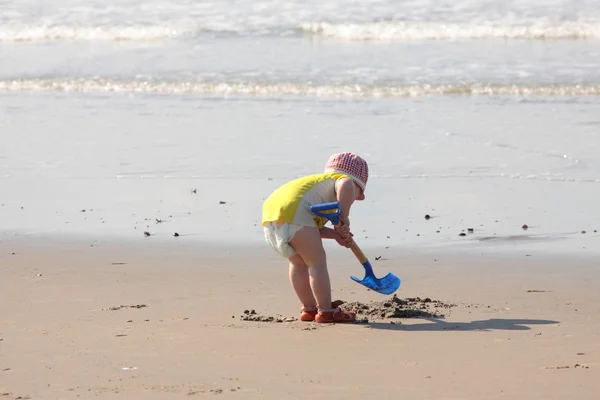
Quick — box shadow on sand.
[364,317,559,332]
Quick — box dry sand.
[1,237,599,399]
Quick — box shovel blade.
[350,272,401,295]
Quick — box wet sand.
[1,237,599,399]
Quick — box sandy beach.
[3,1,600,398]
[1,237,599,399]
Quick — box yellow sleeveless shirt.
[262,172,350,229]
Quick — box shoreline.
[2,174,600,258]
[2,225,599,261]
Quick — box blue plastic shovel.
[310,201,401,295]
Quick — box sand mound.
[336,295,456,322]
[238,295,456,324]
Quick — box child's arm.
[335,177,356,218]
[334,178,357,237]
[319,226,337,239]
[319,226,354,248]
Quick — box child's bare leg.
[288,254,316,307]
[289,227,332,310]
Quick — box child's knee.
[288,253,307,267]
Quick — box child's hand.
[334,230,354,248]
[335,216,351,238]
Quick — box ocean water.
[1,0,600,254]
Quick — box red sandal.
[299,301,347,322]
[299,307,318,322]
[315,308,356,323]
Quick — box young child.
[261,152,369,323]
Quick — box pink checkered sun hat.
[324,152,369,200]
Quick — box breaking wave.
[2,20,600,42]
[0,25,187,42]
[1,78,599,98]
[299,21,600,41]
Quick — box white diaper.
[263,222,305,258]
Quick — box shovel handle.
[351,243,375,277]
[350,245,368,264]
[310,201,341,225]
[311,201,381,282]
[309,202,369,265]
